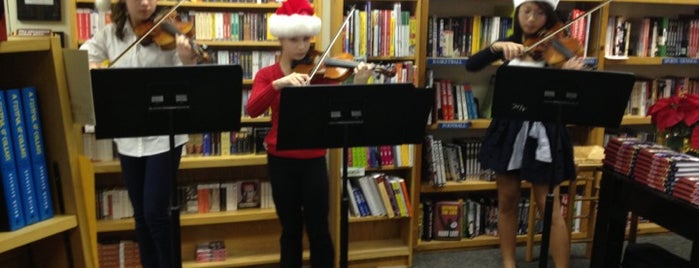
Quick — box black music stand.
[277,83,434,268]
[90,65,243,268]
[492,65,634,268]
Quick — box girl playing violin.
[81,0,198,267]
[246,0,373,266]
[466,1,583,268]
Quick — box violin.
[292,50,396,82]
[523,22,584,66]
[108,0,209,67]
[134,11,210,63]
[521,0,613,66]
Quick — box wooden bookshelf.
[182,251,308,268]
[621,115,651,125]
[0,215,78,253]
[91,154,267,173]
[97,209,278,232]
[416,232,588,251]
[0,36,93,267]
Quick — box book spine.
[0,92,26,230]
[21,87,53,220]
[6,89,40,225]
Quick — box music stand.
[91,64,243,268]
[277,83,434,268]
[492,65,634,268]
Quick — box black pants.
[267,154,334,268]
[119,146,183,268]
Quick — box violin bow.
[523,0,613,54]
[307,5,358,82]
[107,0,187,67]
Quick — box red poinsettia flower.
[647,94,699,150]
[647,95,683,130]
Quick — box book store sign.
[438,122,471,129]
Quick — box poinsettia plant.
[647,93,699,150]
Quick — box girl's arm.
[246,70,277,118]
[465,36,519,72]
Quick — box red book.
[0,0,6,42]
[432,200,462,240]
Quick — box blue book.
[5,89,39,225]
[0,92,26,231]
[21,87,53,220]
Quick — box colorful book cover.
[21,86,54,220]
[0,92,25,230]
[432,200,462,240]
[6,89,39,225]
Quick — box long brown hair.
[109,0,165,41]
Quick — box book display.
[0,36,93,267]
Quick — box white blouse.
[80,23,188,157]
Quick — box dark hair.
[110,1,165,41]
[511,1,561,42]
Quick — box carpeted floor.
[412,233,691,268]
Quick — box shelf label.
[341,167,365,178]
[438,122,471,129]
[427,58,468,65]
[661,58,699,64]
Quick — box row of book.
[420,195,583,241]
[346,173,412,218]
[0,87,53,231]
[625,76,699,116]
[186,127,270,156]
[83,126,271,162]
[428,15,513,58]
[98,240,140,268]
[426,8,590,58]
[341,3,417,58]
[346,145,414,168]
[606,16,699,58]
[209,50,277,80]
[433,80,479,121]
[423,136,488,187]
[97,179,272,220]
[603,137,699,205]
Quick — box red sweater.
[246,63,331,159]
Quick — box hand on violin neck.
[175,34,197,65]
[273,72,310,90]
[560,56,585,70]
[352,62,375,84]
[491,41,525,61]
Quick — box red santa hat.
[268,0,321,38]
[514,0,559,9]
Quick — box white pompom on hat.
[514,0,559,9]
[268,0,321,38]
[95,0,112,12]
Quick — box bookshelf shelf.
[349,215,411,223]
[0,38,50,53]
[429,119,491,130]
[621,115,651,125]
[182,250,308,268]
[421,179,585,193]
[604,57,699,65]
[97,209,278,232]
[347,239,411,261]
[416,232,588,251]
[241,116,271,124]
[92,154,267,173]
[0,215,78,253]
[635,222,668,235]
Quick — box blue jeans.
[119,146,182,268]
[267,154,334,268]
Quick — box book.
[432,200,462,240]
[238,180,260,209]
[6,89,40,225]
[0,92,25,231]
[20,86,53,220]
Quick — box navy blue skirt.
[477,119,576,185]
